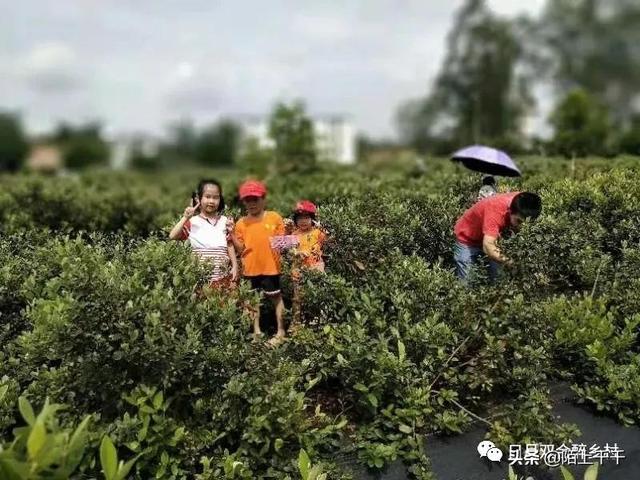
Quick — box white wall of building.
[238,115,357,165]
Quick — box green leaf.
[126,441,140,452]
[305,376,321,391]
[27,422,46,459]
[584,463,599,480]
[366,393,378,409]
[139,405,155,414]
[116,453,142,480]
[18,397,36,425]
[308,465,324,480]
[508,466,518,480]
[100,436,118,480]
[0,457,31,479]
[224,456,234,475]
[0,385,8,403]
[69,415,91,452]
[398,340,406,363]
[560,466,575,480]
[335,419,348,429]
[298,449,310,480]
[275,438,284,452]
[398,424,412,434]
[152,391,164,410]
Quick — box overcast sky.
[0,0,545,139]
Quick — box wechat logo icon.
[477,440,503,462]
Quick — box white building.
[237,114,357,165]
[107,132,161,169]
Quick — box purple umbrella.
[451,145,521,177]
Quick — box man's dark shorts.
[245,275,281,297]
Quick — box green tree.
[0,112,29,172]
[549,88,611,157]
[617,115,640,156]
[194,119,240,167]
[268,100,317,173]
[129,140,160,171]
[162,119,198,162]
[159,119,240,167]
[236,137,275,178]
[533,0,640,125]
[53,122,110,169]
[398,0,532,153]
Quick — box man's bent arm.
[482,235,509,263]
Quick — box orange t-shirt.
[293,227,326,270]
[235,211,285,276]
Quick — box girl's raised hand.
[183,199,199,219]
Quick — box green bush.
[2,159,640,478]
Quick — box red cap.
[294,200,317,215]
[238,180,267,199]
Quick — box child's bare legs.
[291,281,301,332]
[264,293,286,347]
[271,293,286,338]
[243,300,261,340]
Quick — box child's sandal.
[251,332,264,343]
[267,335,286,348]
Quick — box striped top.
[178,214,231,281]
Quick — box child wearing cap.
[227,180,286,345]
[286,200,327,329]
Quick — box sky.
[0,0,545,139]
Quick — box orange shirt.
[293,227,326,270]
[235,211,285,276]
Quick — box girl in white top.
[169,179,238,287]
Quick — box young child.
[227,180,286,345]
[477,175,498,201]
[286,200,327,329]
[169,179,238,291]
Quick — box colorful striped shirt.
[178,214,231,281]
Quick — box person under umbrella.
[453,191,542,284]
[451,145,520,203]
[477,175,498,201]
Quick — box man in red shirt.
[453,192,542,283]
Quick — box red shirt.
[454,192,519,247]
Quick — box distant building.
[107,133,161,169]
[25,144,63,173]
[237,115,357,165]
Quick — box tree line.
[1,0,639,172]
[397,0,640,157]
[0,101,318,173]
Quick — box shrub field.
[1,156,640,479]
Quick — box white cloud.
[291,13,354,42]
[0,1,547,138]
[20,42,84,93]
[176,62,195,80]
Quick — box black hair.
[292,210,316,227]
[510,192,542,219]
[196,179,225,212]
[482,175,496,186]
